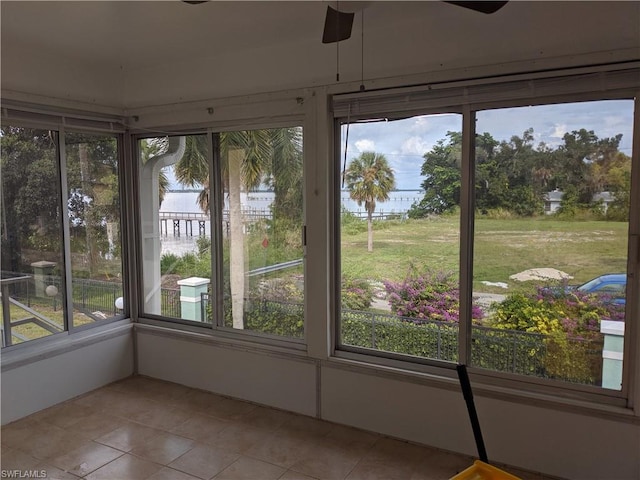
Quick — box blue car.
[575,274,627,305]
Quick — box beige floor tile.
[169,443,240,479]
[181,389,228,413]
[35,464,82,479]
[63,411,128,440]
[128,401,193,431]
[71,387,133,411]
[129,431,195,465]
[84,453,163,480]
[279,471,320,480]
[208,397,257,422]
[289,443,361,480]
[245,432,317,469]
[170,413,231,444]
[1,418,47,448]
[346,460,415,480]
[49,440,123,477]
[8,422,87,460]
[238,405,293,431]
[206,423,272,454]
[321,424,379,456]
[127,377,193,405]
[0,446,42,471]
[148,466,204,480]
[214,456,285,480]
[346,438,428,480]
[95,422,161,452]
[30,401,98,429]
[366,437,431,464]
[276,415,333,442]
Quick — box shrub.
[384,268,484,323]
[340,207,367,235]
[490,286,621,384]
[196,236,211,256]
[341,310,458,361]
[244,300,304,338]
[341,276,373,310]
[160,253,181,274]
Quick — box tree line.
[408,128,631,220]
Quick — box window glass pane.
[221,128,304,338]
[471,100,633,390]
[65,133,124,326]
[339,114,462,361]
[1,126,66,345]
[139,135,212,323]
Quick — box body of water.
[159,189,422,255]
[161,190,422,215]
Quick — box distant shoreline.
[168,189,423,193]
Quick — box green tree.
[1,127,60,272]
[409,131,500,217]
[554,129,624,205]
[171,129,302,329]
[345,152,395,252]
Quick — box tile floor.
[1,376,552,480]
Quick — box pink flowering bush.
[384,269,484,323]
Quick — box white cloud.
[354,139,376,152]
[400,136,431,156]
[549,123,567,139]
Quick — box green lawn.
[341,216,628,292]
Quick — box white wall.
[1,325,134,425]
[136,326,317,417]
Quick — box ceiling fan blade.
[322,6,355,44]
[444,1,508,14]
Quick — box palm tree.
[173,129,301,329]
[345,152,395,252]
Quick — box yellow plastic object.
[450,460,521,480]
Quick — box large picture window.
[333,71,637,400]
[471,100,633,391]
[338,114,463,362]
[138,126,305,341]
[0,126,124,347]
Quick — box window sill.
[327,352,640,424]
[1,319,133,372]
[135,320,310,361]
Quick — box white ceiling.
[2,1,639,109]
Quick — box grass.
[341,216,629,293]
[3,299,100,344]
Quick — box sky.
[341,99,634,190]
[164,99,634,191]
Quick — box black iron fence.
[4,273,182,318]
[4,272,603,384]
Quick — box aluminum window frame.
[0,110,129,351]
[132,118,308,351]
[331,65,640,408]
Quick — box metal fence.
[4,273,603,384]
[5,273,181,318]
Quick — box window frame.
[331,66,640,407]
[133,119,308,350]
[0,107,129,351]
